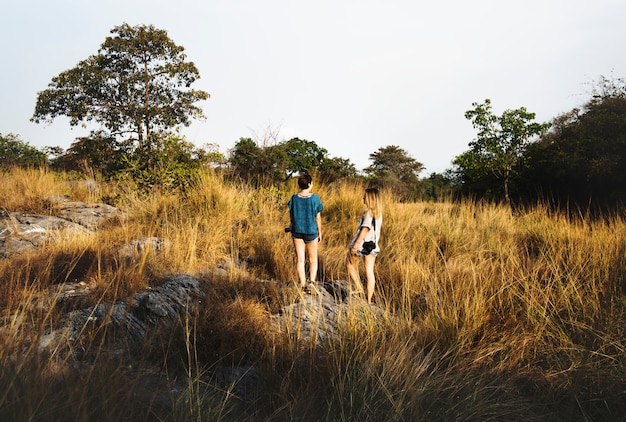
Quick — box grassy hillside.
[0,168,624,421]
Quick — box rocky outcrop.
[37,274,204,361]
[0,198,123,259]
[270,280,352,341]
[34,275,360,362]
[18,270,364,415]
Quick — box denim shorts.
[292,232,318,243]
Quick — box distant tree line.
[453,75,626,213]
[4,23,625,212]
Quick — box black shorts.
[292,232,318,243]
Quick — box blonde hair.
[364,187,382,219]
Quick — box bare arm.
[350,226,370,254]
[316,212,322,242]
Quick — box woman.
[347,187,382,304]
[287,174,323,293]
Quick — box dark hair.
[297,174,312,189]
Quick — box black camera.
[361,241,376,255]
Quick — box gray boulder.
[0,199,124,258]
[37,274,204,360]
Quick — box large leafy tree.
[455,99,550,204]
[282,137,328,179]
[228,138,288,185]
[31,23,209,157]
[364,145,424,199]
[318,156,358,184]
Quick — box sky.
[2,0,626,175]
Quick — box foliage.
[51,130,130,175]
[454,99,550,204]
[587,73,626,104]
[413,171,457,202]
[364,145,424,200]
[49,131,216,191]
[31,23,209,160]
[521,81,626,211]
[227,136,357,186]
[281,137,328,179]
[0,133,47,170]
[119,133,218,191]
[227,137,287,186]
[317,156,358,184]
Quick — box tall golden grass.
[0,167,624,421]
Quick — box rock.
[270,280,360,343]
[118,237,171,260]
[0,199,124,258]
[37,274,204,358]
[2,265,382,418]
[0,213,90,258]
[57,201,121,230]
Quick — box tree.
[413,172,457,202]
[0,133,48,169]
[228,138,287,185]
[31,23,209,162]
[282,138,329,179]
[521,81,626,210]
[318,156,358,184]
[51,130,129,175]
[456,99,550,204]
[228,136,357,186]
[364,145,424,199]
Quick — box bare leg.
[363,254,377,304]
[293,238,307,288]
[346,253,364,294]
[306,239,319,282]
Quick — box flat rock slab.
[57,201,121,230]
[0,201,123,258]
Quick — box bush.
[0,133,47,169]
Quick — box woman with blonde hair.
[347,187,382,304]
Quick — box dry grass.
[0,168,624,421]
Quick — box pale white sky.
[2,0,625,174]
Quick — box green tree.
[364,145,424,199]
[282,137,328,179]
[228,136,356,186]
[52,130,130,175]
[521,77,626,210]
[456,99,550,204]
[228,138,287,185]
[318,156,358,184]
[31,23,209,163]
[414,172,457,202]
[0,133,48,169]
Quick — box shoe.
[306,281,319,294]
